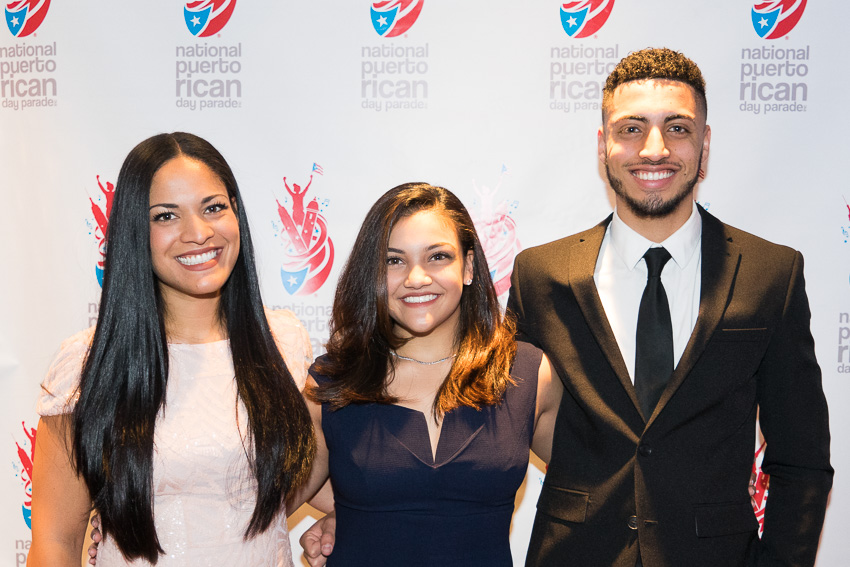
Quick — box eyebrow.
[149,193,227,210]
[664,113,696,122]
[387,243,457,254]
[614,113,696,124]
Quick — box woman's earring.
[464,279,472,285]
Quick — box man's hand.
[300,512,336,567]
[749,471,757,508]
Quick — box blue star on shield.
[371,6,398,36]
[281,267,309,295]
[5,6,27,37]
[560,6,588,37]
[184,6,212,36]
[751,8,779,38]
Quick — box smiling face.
[148,155,240,305]
[598,79,711,229]
[386,209,474,342]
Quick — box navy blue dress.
[311,342,542,566]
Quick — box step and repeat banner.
[2,1,848,565]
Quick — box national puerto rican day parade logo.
[751,0,806,39]
[3,0,56,112]
[549,2,618,114]
[184,0,237,37]
[275,165,335,296]
[13,422,36,529]
[87,176,115,288]
[471,167,521,298]
[4,0,49,37]
[370,0,424,37]
[559,0,614,38]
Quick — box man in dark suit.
[509,48,832,567]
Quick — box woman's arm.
[287,377,336,566]
[286,377,330,514]
[28,415,92,567]
[307,480,334,515]
[531,353,563,465]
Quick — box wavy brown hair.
[309,183,516,415]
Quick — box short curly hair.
[602,47,707,120]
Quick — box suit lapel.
[648,207,741,425]
[569,216,641,413]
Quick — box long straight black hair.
[72,132,315,563]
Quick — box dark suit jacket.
[508,206,832,567]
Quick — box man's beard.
[605,152,702,219]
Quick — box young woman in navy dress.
[294,183,563,566]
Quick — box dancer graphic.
[276,173,334,296]
[14,421,36,528]
[284,175,313,228]
[471,169,521,297]
[89,176,115,287]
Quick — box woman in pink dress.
[28,132,315,566]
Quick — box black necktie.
[635,247,673,420]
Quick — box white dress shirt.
[594,201,702,383]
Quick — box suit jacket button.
[639,444,653,456]
[628,515,638,530]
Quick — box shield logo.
[5,0,51,37]
[751,7,779,38]
[370,1,424,37]
[751,0,807,39]
[281,267,309,295]
[5,5,27,36]
[371,5,398,35]
[184,0,237,37]
[560,6,589,37]
[559,1,614,39]
[184,5,212,36]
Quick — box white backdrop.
[2,1,848,565]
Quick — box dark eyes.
[619,124,690,135]
[385,251,454,265]
[151,201,228,222]
[205,202,228,214]
[152,211,176,222]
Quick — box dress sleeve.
[266,309,314,391]
[36,328,95,416]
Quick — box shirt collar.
[609,201,702,271]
